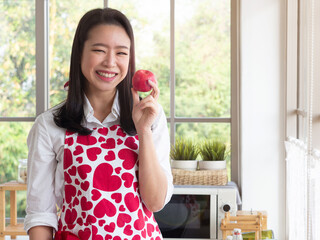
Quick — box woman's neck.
[85,90,116,123]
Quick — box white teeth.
[97,71,116,78]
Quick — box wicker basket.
[172,168,228,186]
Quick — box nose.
[103,52,116,67]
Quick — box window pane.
[175,0,231,118]
[0,122,32,184]
[108,0,171,116]
[175,122,231,178]
[0,0,36,117]
[49,0,103,107]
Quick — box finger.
[148,80,160,101]
[138,100,158,112]
[131,88,140,106]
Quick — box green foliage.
[170,138,199,160]
[199,140,229,161]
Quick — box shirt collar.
[83,91,120,124]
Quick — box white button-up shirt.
[24,92,173,233]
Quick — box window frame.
[0,0,241,186]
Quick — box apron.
[57,124,162,240]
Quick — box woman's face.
[81,24,131,97]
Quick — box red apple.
[132,70,157,92]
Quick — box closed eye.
[93,49,105,53]
[118,52,128,55]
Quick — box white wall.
[240,0,286,239]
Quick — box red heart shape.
[98,137,105,142]
[121,172,134,188]
[117,213,132,228]
[78,228,91,240]
[80,181,89,191]
[68,166,77,176]
[73,146,84,156]
[104,222,116,232]
[72,197,79,207]
[115,167,121,174]
[64,172,72,184]
[117,139,123,145]
[65,137,74,146]
[81,212,86,219]
[75,179,80,185]
[143,204,153,218]
[104,151,116,161]
[77,165,92,180]
[80,196,93,211]
[134,209,145,231]
[124,137,138,150]
[132,235,141,240]
[117,128,126,137]
[111,193,122,203]
[147,223,155,237]
[76,157,83,164]
[135,135,139,140]
[66,130,74,136]
[141,229,147,238]
[64,208,77,225]
[86,214,97,224]
[105,235,113,240]
[98,219,106,227]
[93,199,116,218]
[77,190,82,196]
[118,149,138,170]
[91,189,102,201]
[119,205,126,212]
[92,226,104,240]
[64,184,76,204]
[86,147,102,161]
[133,182,138,192]
[110,125,118,131]
[98,127,108,136]
[93,163,121,192]
[76,135,97,146]
[124,225,133,236]
[101,138,116,149]
[124,192,140,212]
[64,149,73,169]
[77,217,83,226]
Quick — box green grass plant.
[170,138,199,160]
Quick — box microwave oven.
[154,185,238,240]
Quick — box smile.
[97,71,117,78]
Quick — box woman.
[24,8,173,240]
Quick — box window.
[0,0,239,217]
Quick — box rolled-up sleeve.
[24,114,59,232]
[152,105,174,206]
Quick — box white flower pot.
[171,160,198,171]
[198,160,226,170]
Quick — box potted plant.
[170,138,199,171]
[198,140,228,170]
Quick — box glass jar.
[18,159,27,183]
[232,228,243,240]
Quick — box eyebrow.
[91,43,129,49]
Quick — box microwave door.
[155,194,212,239]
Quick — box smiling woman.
[25,7,174,240]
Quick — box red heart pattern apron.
[57,124,162,240]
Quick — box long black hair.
[54,8,136,135]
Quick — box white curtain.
[285,137,320,240]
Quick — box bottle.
[18,159,27,183]
[232,228,243,240]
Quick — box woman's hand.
[131,80,159,135]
